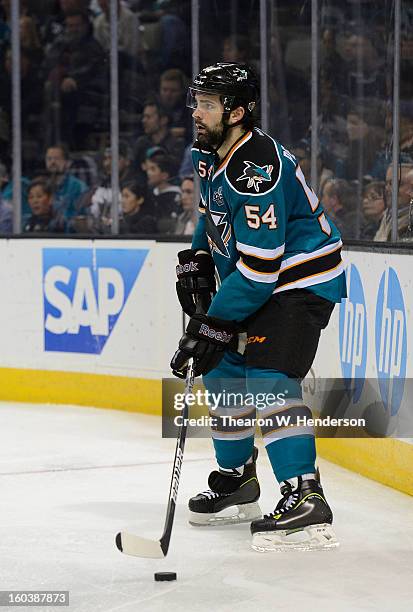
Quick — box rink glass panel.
[2,0,412,243]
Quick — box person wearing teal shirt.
[44,144,87,220]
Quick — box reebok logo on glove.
[171,312,237,378]
[199,323,233,343]
[176,261,199,275]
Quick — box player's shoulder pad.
[225,128,282,197]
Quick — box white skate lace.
[200,489,221,500]
[280,492,299,512]
[264,491,299,519]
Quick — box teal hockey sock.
[213,436,255,469]
[265,435,316,483]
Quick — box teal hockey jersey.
[191,127,347,322]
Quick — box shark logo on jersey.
[205,207,231,258]
[213,186,224,206]
[236,161,274,192]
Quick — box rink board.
[0,238,412,495]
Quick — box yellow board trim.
[0,367,162,415]
[317,438,413,497]
[0,367,411,496]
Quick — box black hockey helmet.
[187,62,260,116]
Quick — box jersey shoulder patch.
[225,129,281,196]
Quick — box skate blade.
[251,523,339,552]
[189,502,262,527]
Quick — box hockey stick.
[115,357,195,558]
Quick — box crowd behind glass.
[0,0,412,242]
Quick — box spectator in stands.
[174,175,196,235]
[360,181,385,240]
[0,48,43,141]
[371,107,413,180]
[335,31,385,101]
[68,151,98,188]
[84,142,137,233]
[222,34,250,63]
[335,103,384,182]
[0,159,31,222]
[179,143,193,179]
[44,144,87,220]
[42,0,92,50]
[321,177,357,239]
[102,142,136,187]
[43,9,107,148]
[20,14,43,66]
[222,33,261,83]
[144,151,180,232]
[397,111,413,163]
[24,178,65,233]
[0,190,12,233]
[374,164,413,241]
[142,144,166,167]
[291,138,333,193]
[291,140,312,184]
[93,0,141,60]
[140,0,189,72]
[119,181,156,234]
[158,68,191,141]
[320,27,344,118]
[268,26,312,143]
[133,99,185,173]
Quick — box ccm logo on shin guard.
[176,261,199,275]
[199,323,233,343]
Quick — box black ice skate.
[188,448,261,526]
[250,471,339,551]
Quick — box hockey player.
[171,63,346,551]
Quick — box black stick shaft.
[159,358,194,555]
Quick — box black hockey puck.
[154,572,177,582]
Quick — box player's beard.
[196,121,224,149]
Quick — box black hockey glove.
[175,249,216,316]
[170,313,239,378]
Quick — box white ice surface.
[0,401,412,612]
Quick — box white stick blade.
[116,532,165,558]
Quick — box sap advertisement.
[43,248,148,355]
[0,239,183,378]
[40,241,181,377]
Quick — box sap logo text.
[339,264,367,401]
[176,261,199,275]
[375,267,407,415]
[43,248,148,354]
[45,266,124,336]
[247,336,267,344]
